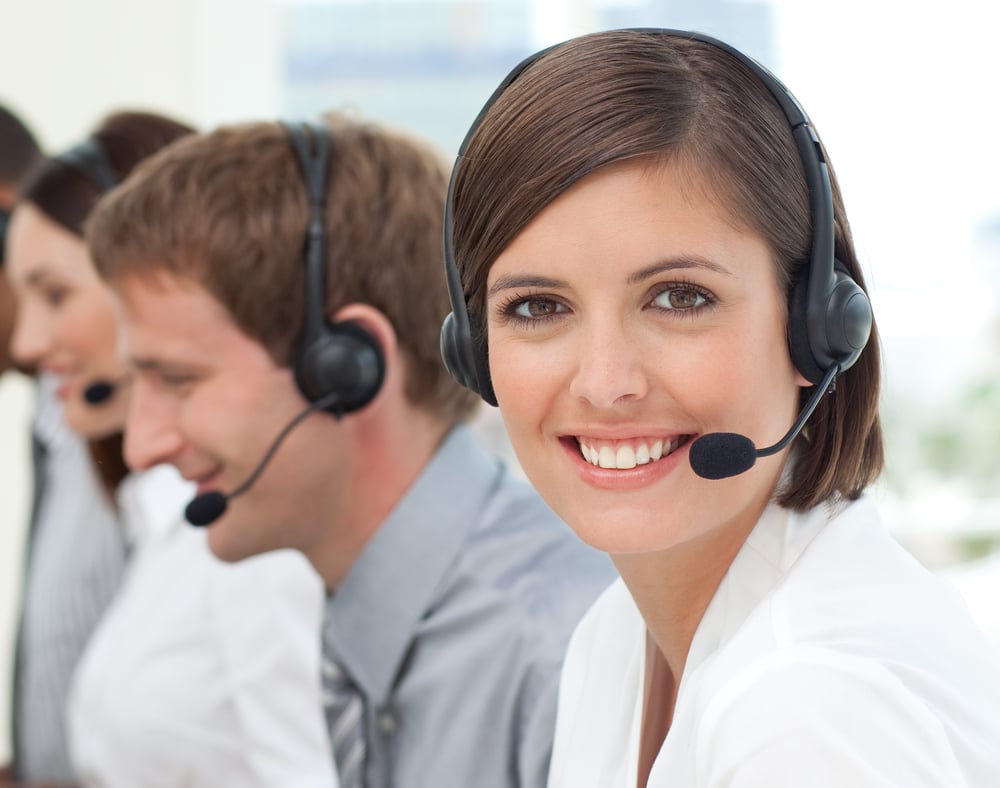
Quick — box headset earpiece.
[283,121,385,417]
[788,259,872,384]
[296,319,384,415]
[440,194,497,405]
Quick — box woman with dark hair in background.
[0,102,117,788]
[4,112,335,788]
[444,28,1000,787]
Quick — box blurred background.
[2,0,998,758]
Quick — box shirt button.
[377,710,396,735]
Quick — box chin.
[567,512,687,556]
[205,509,287,564]
[205,521,254,563]
[64,403,125,441]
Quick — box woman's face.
[7,203,128,439]
[485,160,809,555]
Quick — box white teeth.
[616,445,637,469]
[577,437,686,469]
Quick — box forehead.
[116,270,250,364]
[5,203,90,284]
[489,159,765,282]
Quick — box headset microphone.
[184,389,343,527]
[83,378,128,405]
[688,363,840,480]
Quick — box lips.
[576,435,693,469]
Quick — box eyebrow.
[129,357,203,376]
[487,256,734,297]
[24,267,60,287]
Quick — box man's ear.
[330,302,398,398]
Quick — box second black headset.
[440,28,872,407]
[281,121,385,417]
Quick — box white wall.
[0,0,281,148]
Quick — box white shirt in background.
[0,370,34,767]
[68,465,336,788]
[548,496,1000,788]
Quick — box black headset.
[441,28,872,406]
[281,121,385,417]
[0,137,119,263]
[57,136,120,193]
[0,209,9,265]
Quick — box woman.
[443,29,1000,787]
[5,112,335,788]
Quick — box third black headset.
[440,28,873,408]
[3,137,119,267]
[281,121,385,417]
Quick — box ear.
[795,370,812,388]
[331,302,399,401]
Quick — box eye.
[651,284,713,312]
[495,292,570,327]
[513,297,565,319]
[43,285,70,308]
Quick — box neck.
[612,490,772,685]
[305,406,451,591]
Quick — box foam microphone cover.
[185,491,228,527]
[688,433,758,480]
[83,381,116,405]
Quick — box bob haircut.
[450,29,883,510]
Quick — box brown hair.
[89,111,479,425]
[19,110,196,496]
[0,103,42,186]
[451,29,883,510]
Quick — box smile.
[576,436,692,469]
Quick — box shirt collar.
[323,424,502,705]
[683,493,856,681]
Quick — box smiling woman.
[443,28,1000,788]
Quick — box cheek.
[489,339,557,430]
[58,297,121,363]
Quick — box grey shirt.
[11,378,127,781]
[323,425,617,788]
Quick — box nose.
[123,377,185,471]
[568,317,649,408]
[10,302,51,368]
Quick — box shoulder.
[453,460,617,646]
[556,578,641,707]
[694,648,973,787]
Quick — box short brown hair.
[89,112,478,424]
[451,30,883,509]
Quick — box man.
[1,104,128,788]
[87,114,616,787]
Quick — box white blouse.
[68,466,335,788]
[548,496,1000,788]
